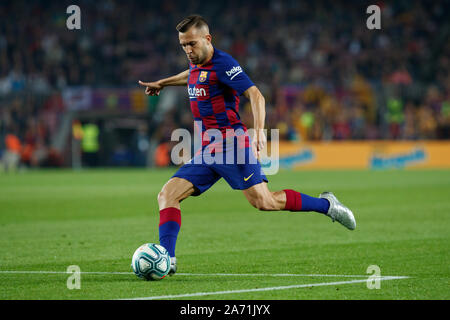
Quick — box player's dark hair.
[176,14,209,33]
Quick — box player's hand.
[138,80,164,96]
[251,129,266,160]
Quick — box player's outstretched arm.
[139,69,189,96]
[243,85,266,159]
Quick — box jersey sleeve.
[216,56,255,95]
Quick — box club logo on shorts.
[199,71,208,82]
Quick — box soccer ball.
[131,243,171,280]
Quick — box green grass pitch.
[0,168,449,300]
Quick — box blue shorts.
[172,138,268,196]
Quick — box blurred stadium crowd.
[0,0,449,168]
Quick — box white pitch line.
[125,276,410,300]
[0,270,403,278]
[0,270,131,275]
[177,273,372,278]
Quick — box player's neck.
[198,45,214,66]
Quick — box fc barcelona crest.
[199,71,208,82]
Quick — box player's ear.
[205,34,212,43]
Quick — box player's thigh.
[242,182,286,211]
[158,177,196,209]
[172,161,221,196]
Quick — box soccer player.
[139,15,356,275]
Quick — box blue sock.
[159,208,181,258]
[300,193,330,214]
[284,189,330,214]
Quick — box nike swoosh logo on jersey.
[244,173,254,181]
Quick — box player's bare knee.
[157,190,166,206]
[157,188,174,207]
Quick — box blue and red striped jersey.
[187,47,254,146]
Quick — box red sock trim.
[159,207,181,227]
[283,189,302,211]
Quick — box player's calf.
[157,178,196,275]
[243,183,286,211]
[250,192,286,211]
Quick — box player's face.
[179,27,210,65]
